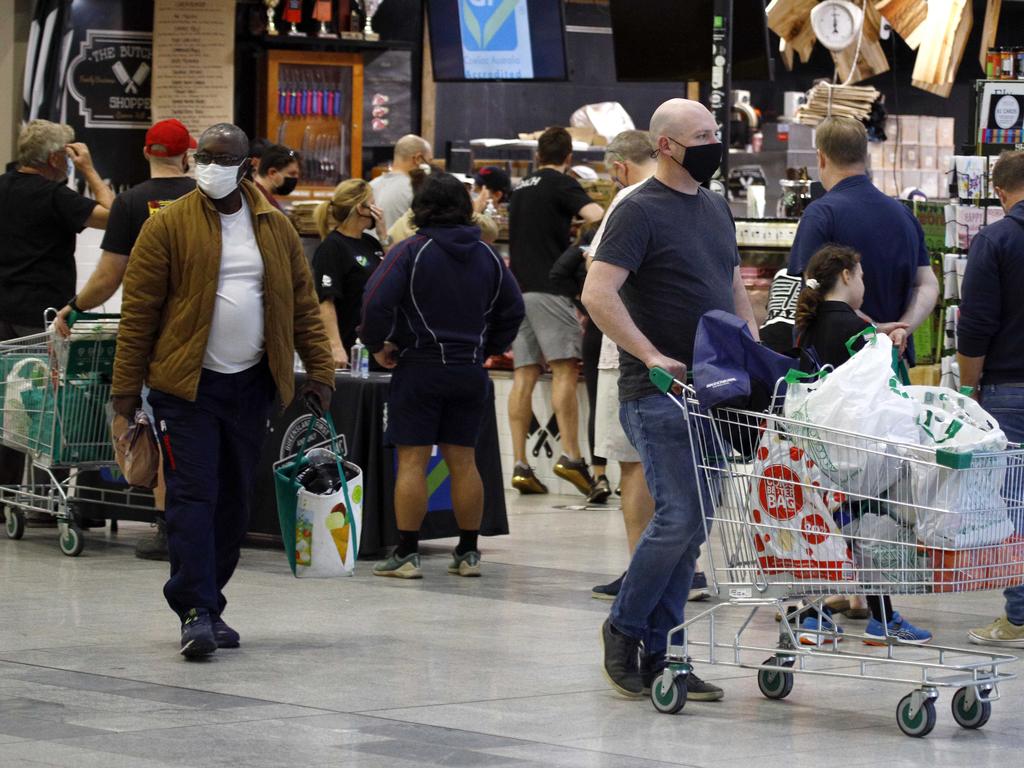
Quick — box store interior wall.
[0,0,33,166]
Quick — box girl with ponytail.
[312,179,389,369]
[795,244,930,646]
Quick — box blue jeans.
[611,394,714,657]
[981,384,1024,624]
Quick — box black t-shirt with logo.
[312,231,384,351]
[508,168,594,294]
[100,177,196,256]
[0,170,97,325]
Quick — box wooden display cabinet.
[261,49,364,189]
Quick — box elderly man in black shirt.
[0,119,112,496]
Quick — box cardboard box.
[867,142,885,170]
[900,144,920,169]
[883,142,899,168]
[919,145,937,170]
[938,146,956,173]
[938,117,956,146]
[897,115,920,144]
[920,171,940,199]
[897,169,921,191]
[918,116,938,146]
[928,536,1024,593]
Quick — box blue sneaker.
[864,612,932,645]
[179,608,217,659]
[592,572,625,601]
[798,608,845,646]
[689,571,711,602]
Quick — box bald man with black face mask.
[112,123,335,659]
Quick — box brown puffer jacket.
[112,180,334,405]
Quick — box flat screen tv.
[426,0,569,82]
[610,0,772,82]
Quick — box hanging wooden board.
[874,0,927,48]
[911,0,972,98]
[978,0,1002,73]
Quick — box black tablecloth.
[249,371,508,555]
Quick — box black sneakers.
[135,516,169,561]
[212,616,240,648]
[180,608,217,659]
[587,476,612,504]
[641,654,724,701]
[601,618,644,698]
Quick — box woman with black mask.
[253,143,300,212]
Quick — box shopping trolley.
[645,367,1021,737]
[1,311,155,556]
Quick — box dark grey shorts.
[511,293,582,368]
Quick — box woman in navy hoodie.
[360,174,525,579]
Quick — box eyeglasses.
[194,151,246,166]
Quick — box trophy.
[263,0,280,36]
[313,0,337,38]
[340,0,363,40]
[360,0,382,42]
[282,0,306,37]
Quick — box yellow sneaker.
[968,616,1024,647]
[553,454,594,496]
[511,465,548,494]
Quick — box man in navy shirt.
[957,150,1024,648]
[788,117,938,362]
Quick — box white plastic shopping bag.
[748,428,854,581]
[905,386,1013,549]
[784,330,919,497]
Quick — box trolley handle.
[65,310,120,329]
[649,367,695,396]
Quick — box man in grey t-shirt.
[369,134,433,230]
[583,98,757,701]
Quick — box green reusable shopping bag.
[273,412,359,576]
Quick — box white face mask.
[195,162,243,200]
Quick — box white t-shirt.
[369,171,413,230]
[592,181,645,371]
[203,198,266,373]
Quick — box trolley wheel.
[896,693,937,738]
[757,658,795,700]
[951,687,992,730]
[5,509,25,540]
[58,522,84,557]
[651,672,688,715]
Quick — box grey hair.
[605,129,655,166]
[18,119,74,167]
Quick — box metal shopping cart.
[645,368,1022,737]
[1,312,155,556]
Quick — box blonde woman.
[313,179,389,368]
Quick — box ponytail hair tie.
[805,278,820,290]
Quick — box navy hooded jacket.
[958,201,1024,384]
[359,225,525,366]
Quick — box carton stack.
[868,115,956,200]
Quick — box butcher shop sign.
[67,30,153,129]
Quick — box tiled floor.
[1,493,1020,767]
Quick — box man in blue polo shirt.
[788,117,938,363]
[957,150,1024,648]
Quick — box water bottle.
[358,344,370,379]
[349,341,364,376]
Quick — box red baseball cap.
[145,119,197,157]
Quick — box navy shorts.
[385,364,491,447]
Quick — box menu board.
[151,0,234,135]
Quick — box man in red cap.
[54,118,198,561]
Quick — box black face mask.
[276,176,298,196]
[668,138,723,184]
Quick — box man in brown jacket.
[112,123,334,659]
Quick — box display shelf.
[250,35,413,53]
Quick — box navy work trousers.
[148,360,276,620]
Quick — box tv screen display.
[427,0,568,81]
[610,0,772,82]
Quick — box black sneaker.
[688,571,711,602]
[180,608,217,659]
[135,516,169,561]
[641,655,724,701]
[212,616,240,648]
[600,618,643,698]
[587,476,612,504]
[592,572,625,601]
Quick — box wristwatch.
[68,295,83,313]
